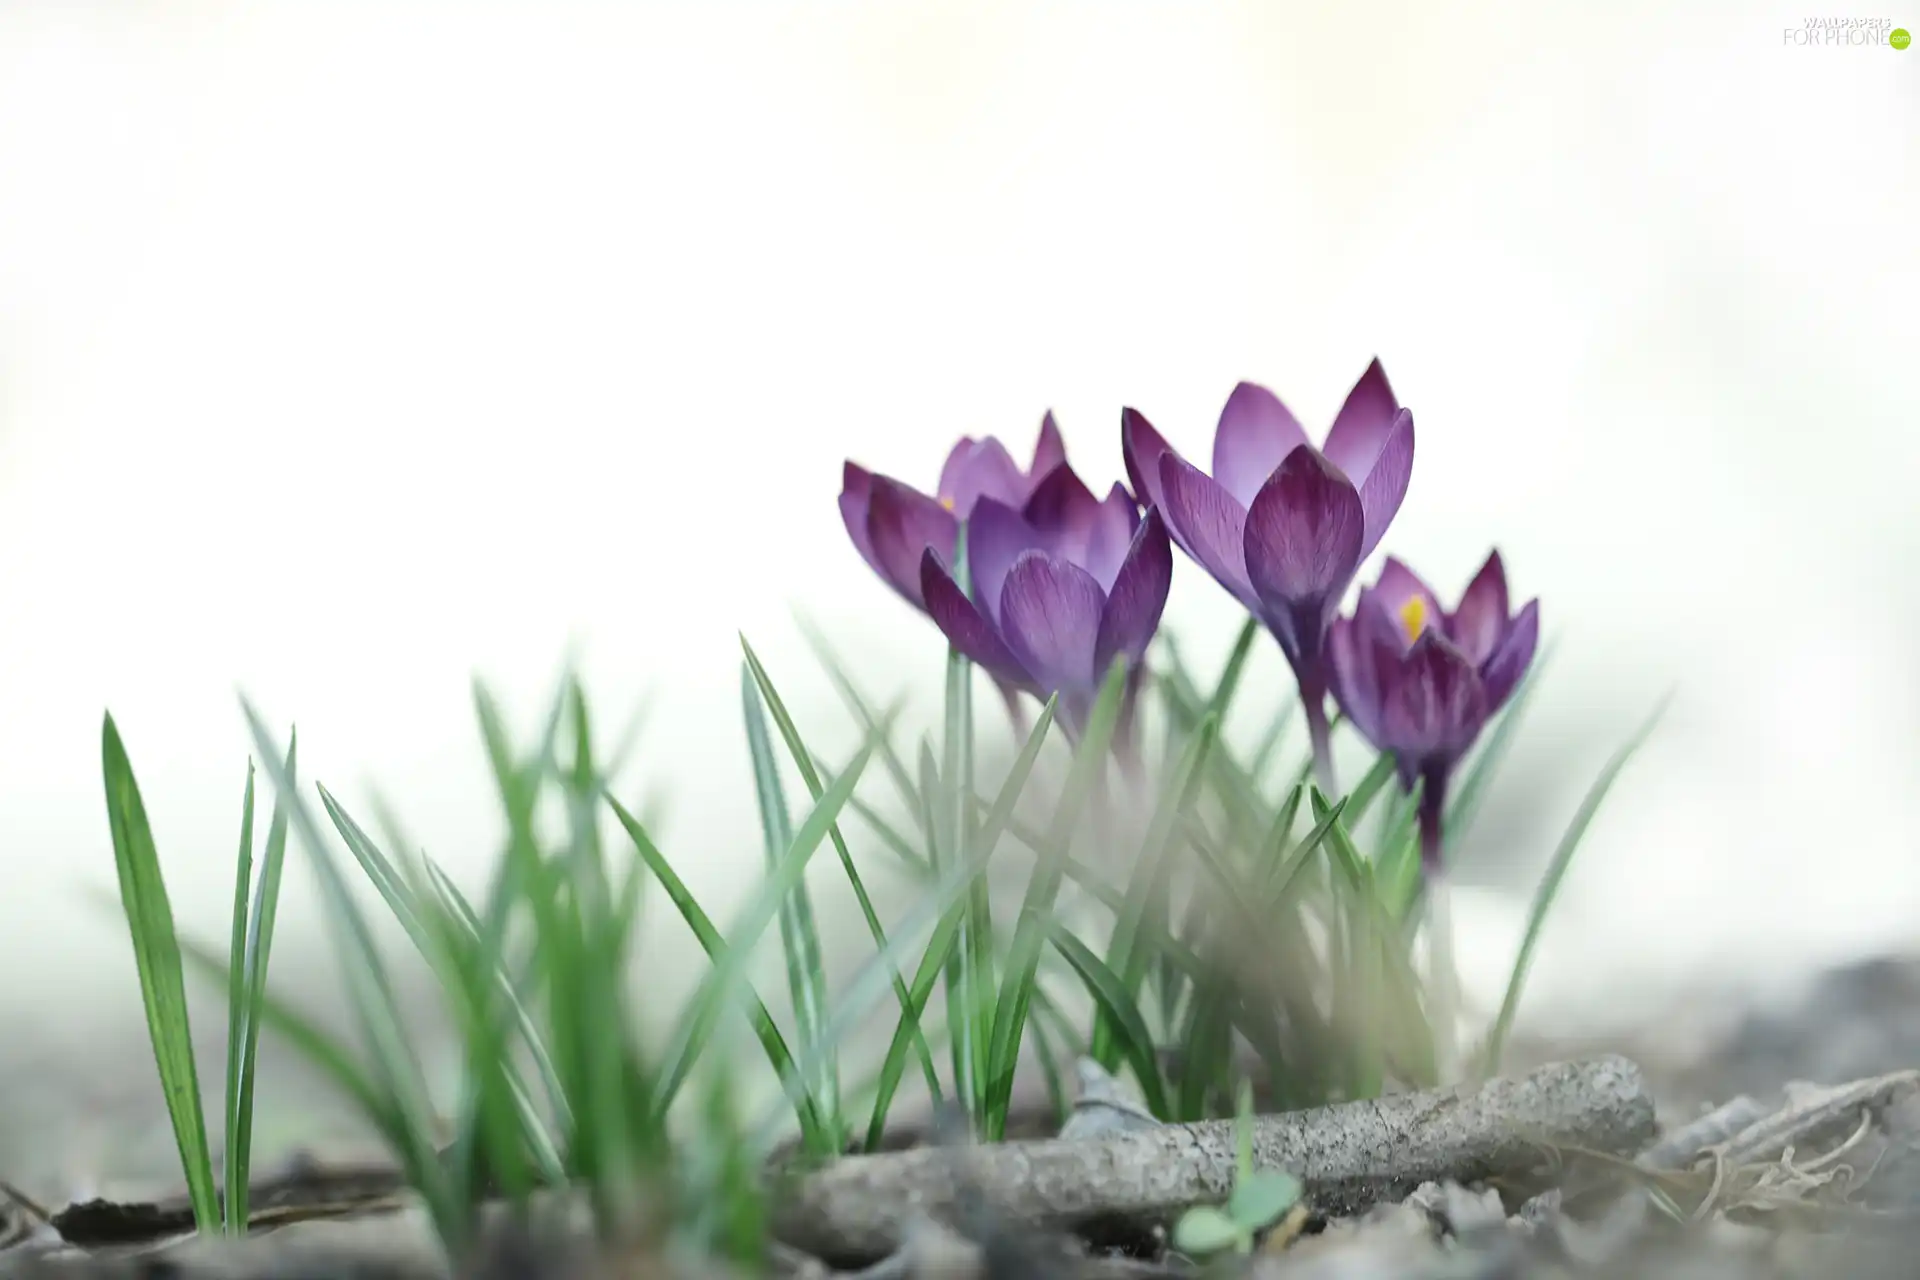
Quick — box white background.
[1,0,1915,1179]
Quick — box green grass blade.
[414,850,546,1205]
[740,663,833,1134]
[1089,711,1217,1070]
[741,638,938,1114]
[860,697,1057,1147]
[417,856,572,1134]
[754,810,1004,1159]
[936,558,994,1131]
[228,733,295,1233]
[830,781,934,875]
[861,899,963,1151]
[1342,752,1399,833]
[604,793,825,1145]
[100,714,219,1234]
[238,702,459,1245]
[652,740,876,1123]
[221,760,257,1234]
[1047,925,1171,1119]
[318,785,571,1132]
[418,857,569,1191]
[173,931,400,1138]
[983,659,1128,1138]
[795,611,924,818]
[1478,695,1669,1074]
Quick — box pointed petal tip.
[920,548,1030,687]
[1032,410,1068,477]
[1093,505,1174,676]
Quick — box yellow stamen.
[1398,595,1428,643]
[939,495,956,511]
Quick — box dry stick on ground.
[774,1056,1657,1266]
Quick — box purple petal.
[1242,446,1365,609]
[1158,452,1257,606]
[998,551,1107,695]
[1122,408,1181,516]
[1029,411,1068,487]
[1321,358,1403,479]
[1478,597,1539,713]
[1369,556,1445,644]
[965,497,1043,626]
[1355,408,1414,560]
[1023,463,1104,567]
[920,550,1034,689]
[1450,550,1511,668]
[840,462,880,573]
[1379,630,1488,762]
[1093,508,1173,677]
[865,475,958,608]
[937,437,1026,517]
[1081,484,1141,591]
[1213,381,1310,508]
[1327,615,1385,746]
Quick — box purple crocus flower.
[917,465,1173,742]
[840,414,1066,610]
[1120,360,1415,790]
[1326,552,1540,873]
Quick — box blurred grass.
[90,605,1657,1265]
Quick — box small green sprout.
[1171,1079,1302,1259]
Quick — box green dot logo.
[1893,27,1912,49]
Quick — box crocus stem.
[1416,772,1460,1080]
[1298,671,1337,797]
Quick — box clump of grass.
[100,714,294,1236]
[97,609,1659,1269]
[813,609,1662,1131]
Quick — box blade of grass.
[740,663,835,1140]
[416,855,572,1138]
[1047,925,1171,1119]
[226,734,295,1233]
[919,743,971,1100]
[1342,752,1399,834]
[983,660,1127,1138]
[1478,695,1669,1075]
[937,547,996,1133]
[860,898,962,1151]
[100,714,220,1234]
[239,700,460,1246]
[318,785,571,1131]
[173,932,392,1123]
[1089,712,1217,1071]
[416,856,569,1192]
[753,796,1017,1159]
[795,611,924,819]
[860,697,1057,1147]
[838,786,934,875]
[1153,626,1256,1045]
[605,792,827,1148]
[741,639,939,1115]
[652,740,876,1121]
[220,760,257,1234]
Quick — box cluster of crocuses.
[840,361,1537,875]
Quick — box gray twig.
[775,1056,1655,1265]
